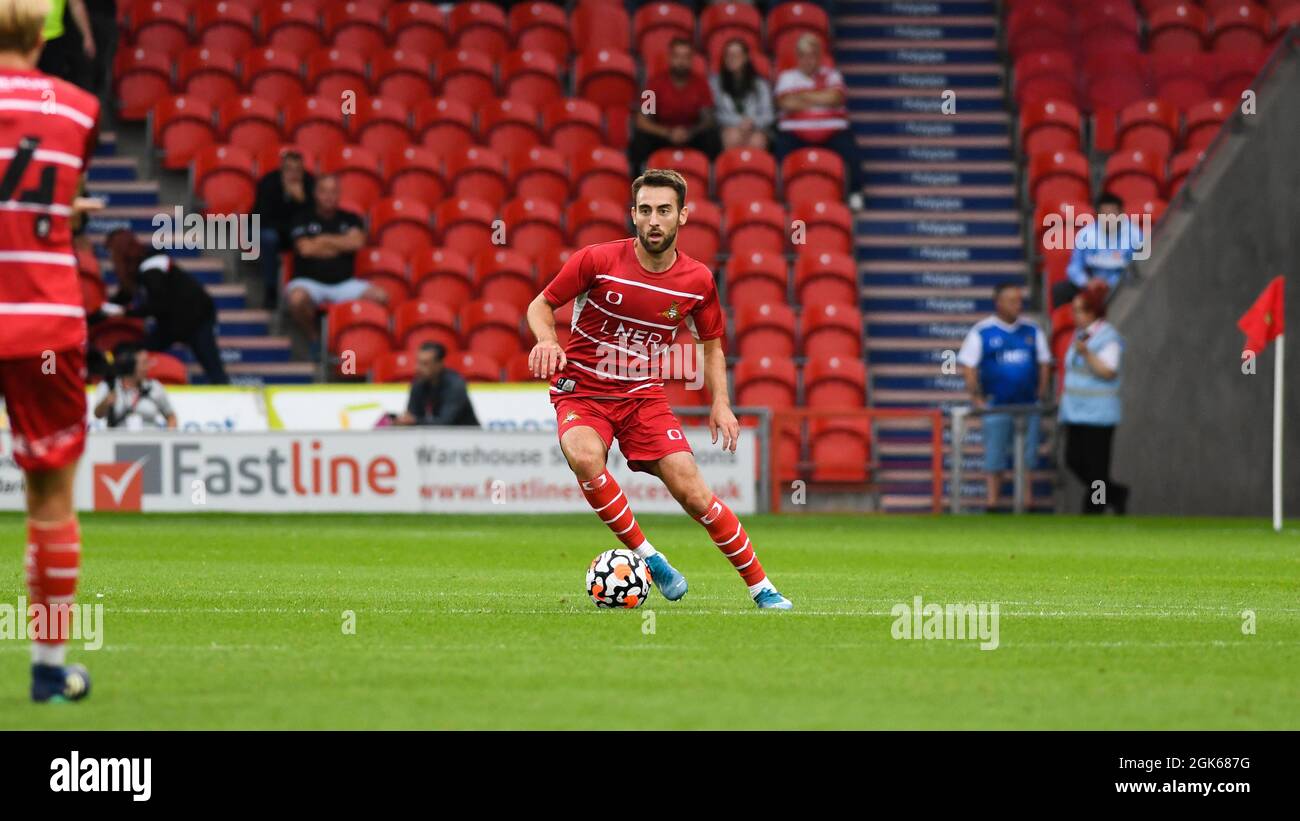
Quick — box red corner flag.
[1238,276,1285,355]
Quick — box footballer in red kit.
[526,169,792,609]
[0,0,102,702]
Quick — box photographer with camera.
[92,347,178,430]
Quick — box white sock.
[747,577,775,598]
[633,540,659,560]
[32,643,66,666]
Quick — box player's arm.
[701,337,739,452]
[526,294,567,378]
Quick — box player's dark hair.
[420,341,446,362]
[632,169,688,210]
[992,281,1021,299]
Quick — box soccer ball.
[586,549,653,609]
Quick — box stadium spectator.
[1059,281,1129,515]
[36,0,94,90]
[958,283,1053,511]
[629,37,720,172]
[92,347,178,429]
[284,174,381,348]
[710,38,775,151]
[253,149,315,310]
[396,342,479,427]
[1052,193,1144,309]
[102,229,229,384]
[773,33,864,210]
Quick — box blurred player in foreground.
[526,169,792,609]
[0,0,101,701]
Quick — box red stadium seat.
[501,49,564,106]
[449,2,511,60]
[571,146,631,203]
[1007,3,1072,57]
[1124,196,1168,226]
[196,2,255,54]
[1103,149,1167,202]
[725,200,787,255]
[509,145,570,204]
[1078,0,1142,54]
[371,350,418,383]
[478,98,542,157]
[1152,53,1214,109]
[1211,3,1273,52]
[781,147,845,206]
[1084,49,1151,111]
[394,299,460,352]
[702,2,763,59]
[795,251,856,307]
[1149,3,1208,53]
[324,1,387,56]
[327,300,393,377]
[355,246,412,305]
[677,198,721,268]
[412,247,474,310]
[473,249,537,313]
[385,145,445,203]
[371,198,435,258]
[574,0,632,53]
[1185,98,1231,149]
[389,1,450,58]
[243,47,305,109]
[791,200,852,255]
[565,198,628,247]
[804,355,866,409]
[146,351,190,385]
[371,51,436,109]
[767,2,830,61]
[715,147,777,204]
[193,144,257,214]
[808,417,871,482]
[800,301,862,359]
[734,302,796,359]
[415,97,476,155]
[1117,99,1180,157]
[504,351,543,382]
[534,247,577,289]
[446,350,502,382]
[733,355,797,408]
[509,3,570,63]
[634,2,696,61]
[1013,50,1078,108]
[1020,99,1082,157]
[436,198,498,259]
[262,0,325,57]
[1213,48,1267,96]
[460,300,524,362]
[152,96,216,170]
[1168,148,1205,196]
[446,145,509,208]
[726,250,788,307]
[542,98,607,161]
[500,197,565,259]
[177,46,239,107]
[436,49,497,105]
[218,96,279,156]
[306,49,368,103]
[648,147,710,198]
[283,96,348,159]
[576,49,639,110]
[129,0,190,56]
[114,47,173,121]
[1028,150,1091,204]
[351,97,412,160]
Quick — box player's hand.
[529,340,567,379]
[73,196,106,215]
[709,402,739,452]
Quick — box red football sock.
[27,518,81,656]
[695,495,766,587]
[579,469,646,550]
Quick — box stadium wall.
[1099,41,1300,517]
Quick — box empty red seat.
[767,2,830,62]
[352,97,413,159]
[1007,3,1072,57]
[371,198,435,258]
[306,48,368,102]
[152,96,216,170]
[415,97,476,155]
[193,144,257,214]
[1212,3,1273,52]
[543,98,606,160]
[283,96,348,159]
[473,248,537,313]
[1028,150,1091,204]
[726,200,786,254]
[726,250,788,307]
[1168,148,1205,196]
[412,247,474,309]
[114,47,173,121]
[177,46,239,107]
[800,301,862,359]
[1152,52,1213,108]
[509,2,571,63]
[355,246,411,305]
[795,251,856,307]
[217,95,279,155]
[446,145,510,208]
[804,354,866,408]
[450,1,511,60]
[385,145,445,203]
[734,302,796,360]
[571,146,631,202]
[390,1,450,58]
[328,300,393,376]
[371,349,418,383]
[1124,196,1168,225]
[262,0,325,57]
[574,0,632,52]
[324,1,387,56]
[501,49,564,106]
[781,147,844,205]
[1185,98,1231,149]
[129,0,190,56]
[576,49,639,110]
[395,298,460,352]
[791,200,853,255]
[1214,47,1267,96]
[1078,1,1142,54]
[1103,149,1167,202]
[733,355,797,408]
[808,416,871,482]
[1013,50,1078,108]
[436,49,497,104]
[509,145,570,203]
[566,198,628,246]
[715,147,777,204]
[446,350,502,382]
[648,147,710,198]
[478,98,542,156]
[243,47,305,109]
[436,198,498,259]
[1020,99,1082,156]
[1117,99,1180,157]
[500,197,565,258]
[677,198,721,268]
[504,350,543,382]
[1149,3,1208,53]
[146,351,190,385]
[372,50,436,109]
[634,2,695,61]
[1084,49,1151,111]
[460,300,524,362]
[702,2,763,58]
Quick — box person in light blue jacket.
[1059,281,1130,514]
[1051,193,1145,308]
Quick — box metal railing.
[948,402,1056,515]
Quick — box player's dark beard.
[638,225,677,256]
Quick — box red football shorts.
[554,395,692,473]
[0,346,87,472]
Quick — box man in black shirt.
[252,149,314,309]
[284,174,384,345]
[397,343,479,427]
[103,230,229,384]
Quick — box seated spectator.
[1059,281,1129,514]
[957,283,1053,511]
[629,37,721,173]
[252,148,315,309]
[102,229,229,385]
[1052,193,1144,309]
[396,343,479,427]
[710,38,775,151]
[773,33,864,210]
[284,174,382,348]
[92,347,178,430]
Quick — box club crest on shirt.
[563,411,580,423]
[660,301,683,321]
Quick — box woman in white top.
[709,38,775,151]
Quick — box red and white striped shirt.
[0,68,100,359]
[773,65,849,144]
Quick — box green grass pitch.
[1,512,1296,729]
